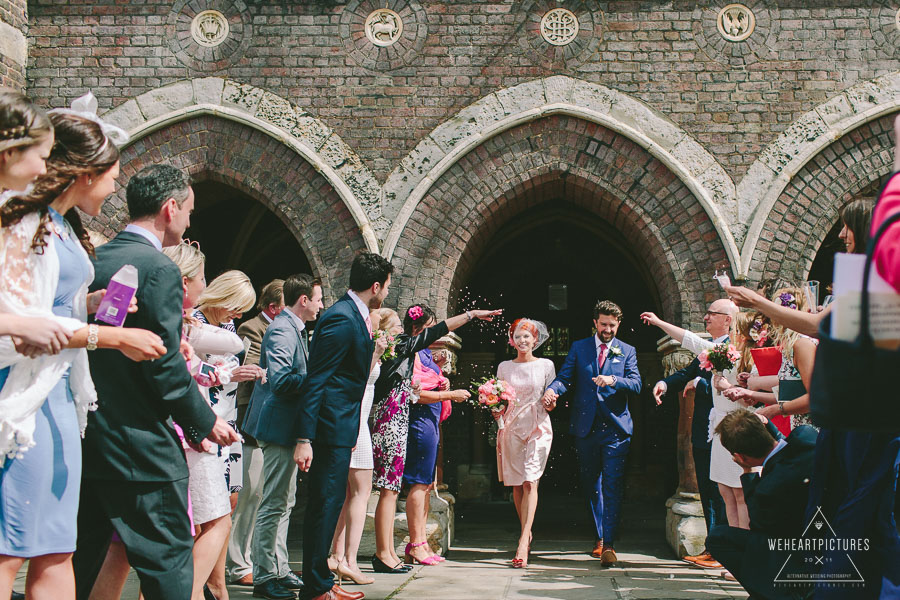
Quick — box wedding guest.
[706,410,817,600]
[543,301,641,567]
[227,278,285,588]
[294,252,394,600]
[642,301,752,534]
[371,305,500,572]
[403,305,471,566]
[648,299,734,568]
[329,308,389,586]
[193,269,263,600]
[0,108,167,600]
[494,318,555,568]
[73,164,240,600]
[243,274,322,599]
[874,119,900,289]
[0,88,74,356]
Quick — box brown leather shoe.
[333,585,364,600]
[600,548,618,567]
[232,573,253,586]
[692,557,723,569]
[682,551,712,564]
[590,540,604,558]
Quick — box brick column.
[0,0,27,89]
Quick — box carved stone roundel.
[717,4,755,42]
[191,10,229,47]
[540,8,579,46]
[365,9,403,47]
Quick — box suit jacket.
[741,423,818,537]
[236,312,270,409]
[243,311,308,447]
[547,336,642,437]
[295,293,374,447]
[663,356,714,450]
[84,231,216,482]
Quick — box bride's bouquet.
[372,329,398,361]
[470,377,516,416]
[698,342,741,374]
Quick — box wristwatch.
[610,375,617,386]
[465,310,473,321]
[777,400,786,415]
[296,438,311,445]
[86,324,99,351]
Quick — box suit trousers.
[708,525,801,600]
[692,445,725,544]
[226,440,267,582]
[252,441,298,584]
[73,478,193,600]
[574,418,630,545]
[301,442,352,600]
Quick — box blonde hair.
[731,311,755,373]
[770,286,808,358]
[162,241,206,280]
[0,88,53,156]
[374,307,399,331]
[197,270,256,314]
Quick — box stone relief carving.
[191,10,229,47]
[540,8,579,46]
[717,4,755,42]
[365,9,403,46]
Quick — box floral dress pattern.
[193,309,243,492]
[371,380,415,491]
[778,338,818,430]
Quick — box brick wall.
[89,115,368,302]
[25,1,900,182]
[0,0,26,89]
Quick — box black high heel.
[371,555,412,573]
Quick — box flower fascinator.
[49,92,129,150]
[508,318,550,350]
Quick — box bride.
[494,319,556,569]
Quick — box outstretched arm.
[724,286,824,338]
[640,311,688,344]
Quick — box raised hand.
[640,311,663,328]
[471,309,503,321]
[724,285,764,309]
[373,332,389,356]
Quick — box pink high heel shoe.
[404,541,442,565]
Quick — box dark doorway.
[184,179,313,315]
[443,204,677,508]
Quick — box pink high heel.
[405,541,441,565]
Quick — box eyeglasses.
[705,310,730,317]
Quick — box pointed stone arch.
[381,75,741,273]
[739,72,900,277]
[101,78,381,252]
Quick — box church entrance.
[184,179,313,316]
[443,204,678,508]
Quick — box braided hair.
[0,88,52,156]
[0,111,119,255]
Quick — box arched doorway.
[184,179,313,293]
[443,203,677,505]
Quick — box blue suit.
[243,311,309,447]
[547,336,642,546]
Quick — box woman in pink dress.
[494,318,555,568]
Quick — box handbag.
[809,211,900,431]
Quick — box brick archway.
[88,115,368,301]
[389,115,730,330]
[747,112,897,284]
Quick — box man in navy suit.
[543,300,642,566]
[243,274,323,600]
[293,253,393,600]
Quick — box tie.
[598,343,608,371]
[300,328,309,356]
[365,314,373,338]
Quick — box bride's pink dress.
[496,358,556,486]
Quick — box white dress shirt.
[123,223,162,251]
[346,289,371,325]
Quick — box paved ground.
[16,496,747,599]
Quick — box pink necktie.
[365,315,373,338]
[598,343,608,370]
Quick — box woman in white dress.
[329,308,388,585]
[641,304,753,530]
[494,319,556,568]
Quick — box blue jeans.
[574,418,630,545]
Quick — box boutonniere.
[608,345,623,357]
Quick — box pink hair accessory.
[408,306,424,320]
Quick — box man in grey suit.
[243,274,323,600]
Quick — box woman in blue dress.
[0,105,164,599]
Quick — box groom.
[293,252,393,600]
[543,300,641,567]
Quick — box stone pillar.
[0,0,28,89]
[658,335,709,558]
